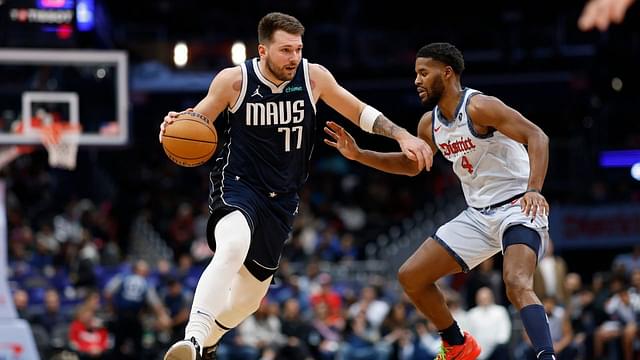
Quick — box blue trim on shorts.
[502,225,541,259]
[433,234,470,273]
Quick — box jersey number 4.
[461,155,474,174]
[278,126,303,152]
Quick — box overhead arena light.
[173,42,188,68]
[231,41,246,65]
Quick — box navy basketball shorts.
[207,177,298,281]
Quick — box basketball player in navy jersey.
[159,12,432,360]
[325,43,555,360]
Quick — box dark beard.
[421,94,441,109]
[267,59,294,82]
[421,77,444,109]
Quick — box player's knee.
[397,262,424,293]
[503,269,532,300]
[214,211,251,262]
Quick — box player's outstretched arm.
[310,63,433,171]
[468,95,550,219]
[159,67,240,142]
[324,121,418,175]
[324,113,436,176]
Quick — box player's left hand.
[521,191,549,221]
[397,132,433,171]
[324,121,361,160]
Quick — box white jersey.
[432,88,530,208]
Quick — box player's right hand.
[159,111,179,143]
[521,191,550,221]
[324,121,360,160]
[397,132,433,172]
[159,108,193,143]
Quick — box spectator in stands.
[380,301,413,358]
[278,298,314,360]
[104,259,170,359]
[444,290,470,331]
[467,287,511,360]
[12,288,32,321]
[415,319,444,358]
[68,304,109,359]
[594,283,640,360]
[570,286,598,359]
[310,273,344,328]
[152,257,174,290]
[337,232,359,263]
[315,225,343,262]
[237,299,285,359]
[175,253,200,292]
[310,301,343,359]
[82,290,108,326]
[396,325,432,360]
[347,285,390,331]
[168,202,195,257]
[30,288,70,357]
[339,311,383,360]
[463,257,503,308]
[613,245,640,276]
[563,272,582,305]
[162,276,192,344]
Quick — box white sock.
[204,265,272,347]
[184,211,251,347]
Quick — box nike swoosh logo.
[434,126,442,132]
[195,310,212,319]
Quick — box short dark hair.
[417,42,465,74]
[258,12,305,44]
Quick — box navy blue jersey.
[214,58,317,194]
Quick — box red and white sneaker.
[435,331,482,360]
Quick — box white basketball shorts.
[434,199,549,272]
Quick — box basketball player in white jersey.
[325,43,555,360]
[160,12,432,360]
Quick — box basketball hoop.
[40,123,80,170]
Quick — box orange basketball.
[162,112,217,167]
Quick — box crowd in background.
[4,149,640,360]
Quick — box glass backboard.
[0,49,128,145]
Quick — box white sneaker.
[164,337,201,360]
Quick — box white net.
[41,125,80,170]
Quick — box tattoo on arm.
[372,114,403,138]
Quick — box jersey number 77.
[278,126,303,152]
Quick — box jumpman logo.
[251,85,263,98]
